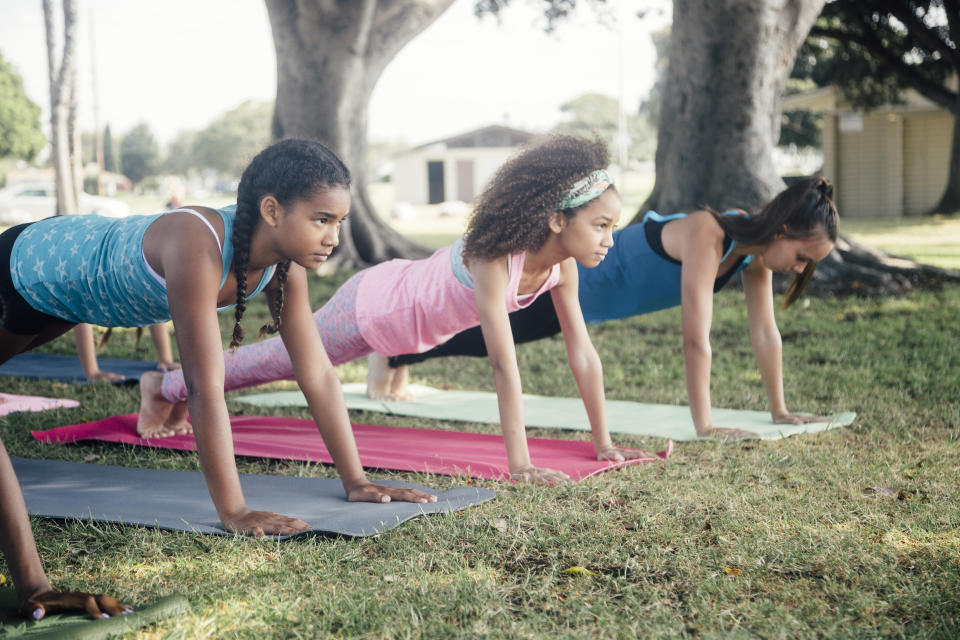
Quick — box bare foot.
[386,364,416,401]
[137,371,179,438]
[366,352,393,400]
[164,400,191,435]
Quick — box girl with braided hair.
[146,134,645,484]
[385,176,840,438]
[0,139,434,621]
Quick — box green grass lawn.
[2,228,959,637]
[841,214,960,270]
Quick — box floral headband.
[558,169,613,210]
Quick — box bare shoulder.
[555,256,579,287]
[686,210,725,236]
[663,210,724,261]
[143,207,226,277]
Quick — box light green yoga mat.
[235,383,856,441]
[0,589,189,639]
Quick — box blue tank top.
[577,210,754,324]
[10,206,276,327]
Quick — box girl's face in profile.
[760,229,833,274]
[556,188,621,268]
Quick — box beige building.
[783,84,955,217]
[392,125,534,206]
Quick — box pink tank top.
[355,241,560,356]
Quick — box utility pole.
[90,8,104,195]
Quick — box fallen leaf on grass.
[863,487,899,498]
[83,454,100,462]
[0,574,6,586]
[723,567,742,576]
[383,575,397,583]
[492,518,507,533]
[563,566,598,578]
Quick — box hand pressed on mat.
[347,481,437,504]
[20,590,132,621]
[773,411,831,425]
[509,465,570,485]
[595,444,655,462]
[220,507,310,537]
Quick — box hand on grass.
[347,482,437,504]
[697,426,757,439]
[86,370,125,383]
[155,360,181,372]
[773,412,830,425]
[595,444,654,462]
[221,508,311,537]
[509,465,570,485]
[20,590,133,621]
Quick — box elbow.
[683,338,711,361]
[568,348,601,378]
[184,379,225,405]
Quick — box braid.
[229,207,255,349]
[258,260,291,338]
[228,138,351,348]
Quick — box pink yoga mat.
[32,414,672,481]
[0,393,79,417]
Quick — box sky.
[0,0,670,147]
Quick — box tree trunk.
[265,0,455,269]
[640,0,958,297]
[931,107,960,215]
[42,0,80,216]
[637,0,826,219]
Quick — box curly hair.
[462,134,611,262]
[230,138,351,348]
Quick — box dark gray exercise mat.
[12,458,495,539]
[0,354,157,384]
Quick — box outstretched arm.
[1,439,131,620]
[279,266,435,504]
[73,324,123,382]
[148,323,179,371]
[742,262,829,424]
[473,258,568,483]
[677,215,756,438]
[162,226,307,536]
[551,260,649,461]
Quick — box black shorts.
[0,222,71,335]
[387,293,563,367]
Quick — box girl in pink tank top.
[150,135,648,484]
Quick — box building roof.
[415,124,535,150]
[782,84,947,114]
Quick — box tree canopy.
[552,92,655,162]
[119,123,160,185]
[191,100,272,176]
[0,50,45,161]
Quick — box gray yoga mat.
[0,353,157,384]
[235,383,856,441]
[12,458,495,539]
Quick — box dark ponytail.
[229,138,351,348]
[711,176,839,310]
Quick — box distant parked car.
[0,181,131,226]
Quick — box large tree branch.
[878,0,960,68]
[810,24,959,110]
[944,0,960,64]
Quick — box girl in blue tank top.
[386,177,840,439]
[0,140,433,621]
